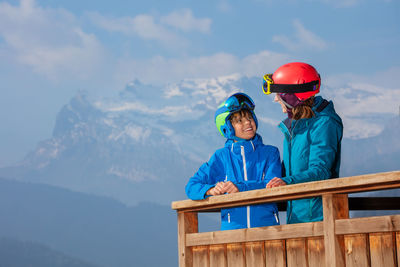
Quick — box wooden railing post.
[177,211,198,267]
[323,193,348,267]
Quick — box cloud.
[0,0,104,80]
[112,50,290,85]
[217,0,233,12]
[258,116,281,127]
[88,12,183,45]
[89,8,211,46]
[323,67,400,138]
[256,0,361,8]
[160,9,212,33]
[314,0,360,8]
[272,19,328,52]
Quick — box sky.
[0,0,399,166]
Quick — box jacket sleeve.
[235,146,282,192]
[282,117,342,185]
[185,152,225,200]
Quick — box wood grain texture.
[336,215,400,235]
[186,222,323,246]
[226,243,245,267]
[209,244,226,267]
[178,212,198,267]
[344,234,370,267]
[193,246,209,267]
[397,232,400,267]
[308,237,325,267]
[369,232,396,267]
[245,242,265,267]
[264,240,286,267]
[323,194,345,267]
[172,171,400,212]
[286,238,308,267]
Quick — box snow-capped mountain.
[0,74,399,205]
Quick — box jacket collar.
[225,134,262,155]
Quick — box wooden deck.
[171,171,400,267]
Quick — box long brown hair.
[292,97,315,120]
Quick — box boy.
[185,92,282,230]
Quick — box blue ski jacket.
[279,96,343,224]
[185,134,281,230]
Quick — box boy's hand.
[222,181,239,194]
[206,181,239,196]
[206,182,225,196]
[266,177,287,188]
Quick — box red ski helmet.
[263,62,321,100]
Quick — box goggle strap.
[269,80,319,94]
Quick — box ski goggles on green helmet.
[221,93,255,113]
[215,92,258,140]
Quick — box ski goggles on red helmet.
[223,93,255,112]
[262,74,320,95]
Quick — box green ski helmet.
[214,92,258,140]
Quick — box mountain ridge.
[0,74,398,206]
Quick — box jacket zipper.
[274,212,279,224]
[241,146,250,228]
[287,120,299,223]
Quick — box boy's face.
[230,110,257,140]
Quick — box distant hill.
[0,237,100,267]
[0,178,193,267]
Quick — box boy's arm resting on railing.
[185,153,224,200]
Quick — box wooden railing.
[171,171,400,267]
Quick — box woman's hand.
[266,177,287,188]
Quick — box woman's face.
[274,94,288,113]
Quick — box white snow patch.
[125,125,151,141]
[164,84,183,98]
[108,124,151,142]
[107,165,158,182]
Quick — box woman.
[262,62,343,224]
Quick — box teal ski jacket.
[185,134,281,230]
[279,96,343,224]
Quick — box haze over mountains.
[0,74,398,205]
[0,178,180,267]
[0,74,398,267]
[0,237,100,267]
